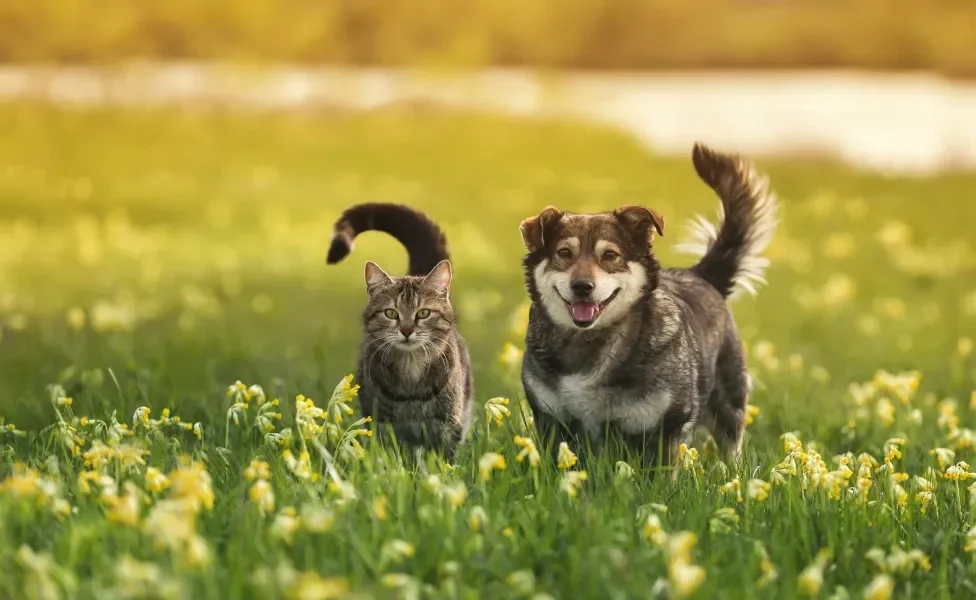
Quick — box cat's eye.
[556,248,572,259]
[383,308,399,320]
[416,308,431,320]
[602,250,620,262]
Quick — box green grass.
[1,103,976,599]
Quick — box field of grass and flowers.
[1,103,976,599]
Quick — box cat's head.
[361,260,455,353]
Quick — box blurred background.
[0,0,974,432]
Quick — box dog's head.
[519,205,664,330]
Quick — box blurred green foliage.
[0,0,973,75]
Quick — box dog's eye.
[384,309,399,320]
[556,248,572,259]
[416,308,431,320]
[602,250,620,261]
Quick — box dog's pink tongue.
[571,302,600,323]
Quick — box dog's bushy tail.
[674,142,779,298]
[327,203,449,276]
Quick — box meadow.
[1,102,976,599]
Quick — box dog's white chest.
[525,371,672,436]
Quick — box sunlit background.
[2,0,974,423]
[2,3,976,598]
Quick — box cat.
[327,203,473,461]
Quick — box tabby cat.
[327,203,473,460]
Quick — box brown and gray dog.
[518,143,778,469]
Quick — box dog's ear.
[519,206,564,252]
[614,205,664,245]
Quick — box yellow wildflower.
[797,549,831,596]
[381,574,420,597]
[286,572,350,600]
[270,507,301,544]
[965,525,976,552]
[931,448,956,470]
[442,482,468,510]
[643,514,667,546]
[937,399,960,432]
[559,471,588,498]
[916,491,934,513]
[863,575,894,600]
[944,462,976,481]
[144,467,170,493]
[478,452,507,481]
[106,482,142,527]
[498,343,523,370]
[747,479,771,502]
[745,405,760,426]
[513,436,541,466]
[709,507,740,534]
[669,561,706,599]
[485,397,512,426]
[676,444,700,472]
[380,539,416,565]
[283,449,313,481]
[666,532,706,598]
[557,442,578,470]
[754,542,778,589]
[873,370,920,404]
[875,398,895,428]
[469,506,487,532]
[950,428,976,450]
[301,504,335,534]
[244,459,271,482]
[506,570,535,595]
[249,480,276,514]
[373,496,388,521]
[168,457,214,513]
[781,432,803,453]
[720,477,743,503]
[143,498,201,557]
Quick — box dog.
[517,142,778,468]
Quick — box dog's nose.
[571,279,595,297]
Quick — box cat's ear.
[364,261,392,292]
[422,260,452,296]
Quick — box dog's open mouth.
[561,288,620,328]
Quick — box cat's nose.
[400,326,415,339]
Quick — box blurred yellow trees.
[0,0,972,75]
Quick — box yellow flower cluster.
[0,462,70,519]
[797,549,831,596]
[513,435,541,466]
[484,397,511,427]
[478,452,507,481]
[675,443,702,475]
[559,471,588,498]
[557,442,578,470]
[246,459,275,514]
[666,533,706,598]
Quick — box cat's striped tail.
[327,203,450,276]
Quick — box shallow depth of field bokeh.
[1,103,976,599]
